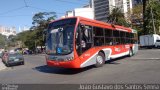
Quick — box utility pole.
[35,40,37,54]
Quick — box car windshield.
[46,18,76,55]
[9,53,23,58]
[0,53,3,57]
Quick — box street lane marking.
[130,58,160,60]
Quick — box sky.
[0,0,89,32]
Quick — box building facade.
[0,26,16,37]
[92,0,109,22]
[63,5,94,20]
[91,0,133,22]
[133,0,143,6]
[18,26,30,33]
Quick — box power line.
[0,6,26,15]
[0,15,32,17]
[53,0,87,5]
[27,6,65,15]
[28,6,49,12]
[0,0,29,15]
[0,4,65,17]
[0,0,88,17]
[24,0,29,7]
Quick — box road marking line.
[130,58,160,60]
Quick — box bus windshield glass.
[46,18,76,55]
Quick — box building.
[91,0,133,22]
[0,25,16,37]
[92,0,109,22]
[133,0,143,6]
[18,26,30,33]
[63,5,94,20]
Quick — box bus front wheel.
[129,48,133,57]
[95,52,105,67]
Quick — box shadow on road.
[105,56,128,64]
[33,65,94,75]
[32,56,128,75]
[32,57,126,75]
[106,61,120,64]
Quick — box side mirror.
[43,29,47,35]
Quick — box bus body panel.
[47,57,81,68]
[80,44,138,68]
[46,45,138,69]
[46,16,138,69]
[133,44,138,54]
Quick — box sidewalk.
[0,58,6,71]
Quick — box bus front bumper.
[47,60,80,68]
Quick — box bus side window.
[93,27,104,46]
[113,30,120,45]
[120,31,125,44]
[105,29,113,45]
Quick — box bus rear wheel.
[95,52,105,67]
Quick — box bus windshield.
[46,18,76,55]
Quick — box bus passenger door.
[75,24,92,56]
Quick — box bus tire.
[128,48,133,57]
[95,52,105,67]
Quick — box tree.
[16,30,37,50]
[0,34,7,48]
[8,12,56,51]
[130,4,143,35]
[32,12,56,26]
[144,0,160,34]
[31,12,56,51]
[7,35,17,47]
[24,31,37,50]
[107,7,130,27]
[16,31,29,48]
[12,12,57,51]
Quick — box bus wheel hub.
[97,56,103,64]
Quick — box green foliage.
[31,12,56,50]
[16,12,56,50]
[131,4,143,35]
[144,0,160,34]
[7,35,17,47]
[32,12,56,26]
[24,31,36,50]
[0,34,7,48]
[107,7,130,27]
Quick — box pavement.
[1,49,160,84]
[0,58,6,71]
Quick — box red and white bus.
[45,16,138,68]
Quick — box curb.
[0,58,6,71]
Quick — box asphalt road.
[0,49,160,84]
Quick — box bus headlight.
[64,57,73,61]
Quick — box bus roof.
[49,16,134,32]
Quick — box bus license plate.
[54,62,59,65]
